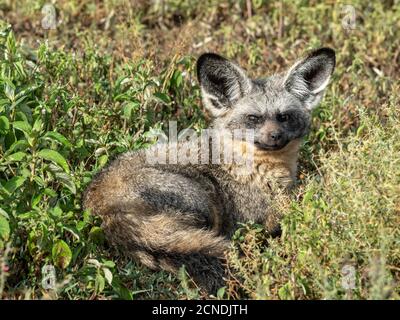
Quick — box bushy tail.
[83,180,229,292]
[104,211,229,292]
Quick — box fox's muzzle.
[255,121,289,151]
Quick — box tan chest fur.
[224,139,301,192]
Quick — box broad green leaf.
[13,95,28,108]
[171,70,183,88]
[33,175,45,187]
[47,164,76,194]
[153,92,171,104]
[0,216,10,240]
[52,240,72,269]
[217,287,226,299]
[17,211,38,220]
[94,147,106,157]
[50,206,63,218]
[122,102,139,120]
[43,131,72,148]
[43,187,57,197]
[38,149,70,173]
[0,208,9,219]
[98,154,108,168]
[0,98,10,109]
[89,226,105,245]
[57,172,76,194]
[14,61,27,78]
[0,116,10,134]
[88,259,101,268]
[32,118,43,133]
[278,283,292,300]
[95,273,105,293]
[62,226,80,241]
[6,151,27,162]
[116,284,133,300]
[4,83,15,101]
[4,176,26,194]
[31,193,43,207]
[17,106,33,123]
[103,268,113,285]
[76,220,87,231]
[13,120,32,134]
[357,124,366,137]
[4,140,29,155]
[101,260,115,269]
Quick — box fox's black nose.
[270,131,282,141]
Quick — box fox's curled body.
[83,48,335,292]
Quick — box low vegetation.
[0,0,399,299]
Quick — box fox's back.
[83,137,299,237]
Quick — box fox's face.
[197,48,335,151]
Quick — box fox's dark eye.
[277,113,290,122]
[247,115,262,123]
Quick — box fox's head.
[197,48,335,151]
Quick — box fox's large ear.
[197,53,252,117]
[284,48,335,110]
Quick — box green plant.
[1,0,399,299]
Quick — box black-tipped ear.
[284,48,335,110]
[197,53,252,117]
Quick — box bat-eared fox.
[83,47,336,293]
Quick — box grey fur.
[82,47,335,293]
